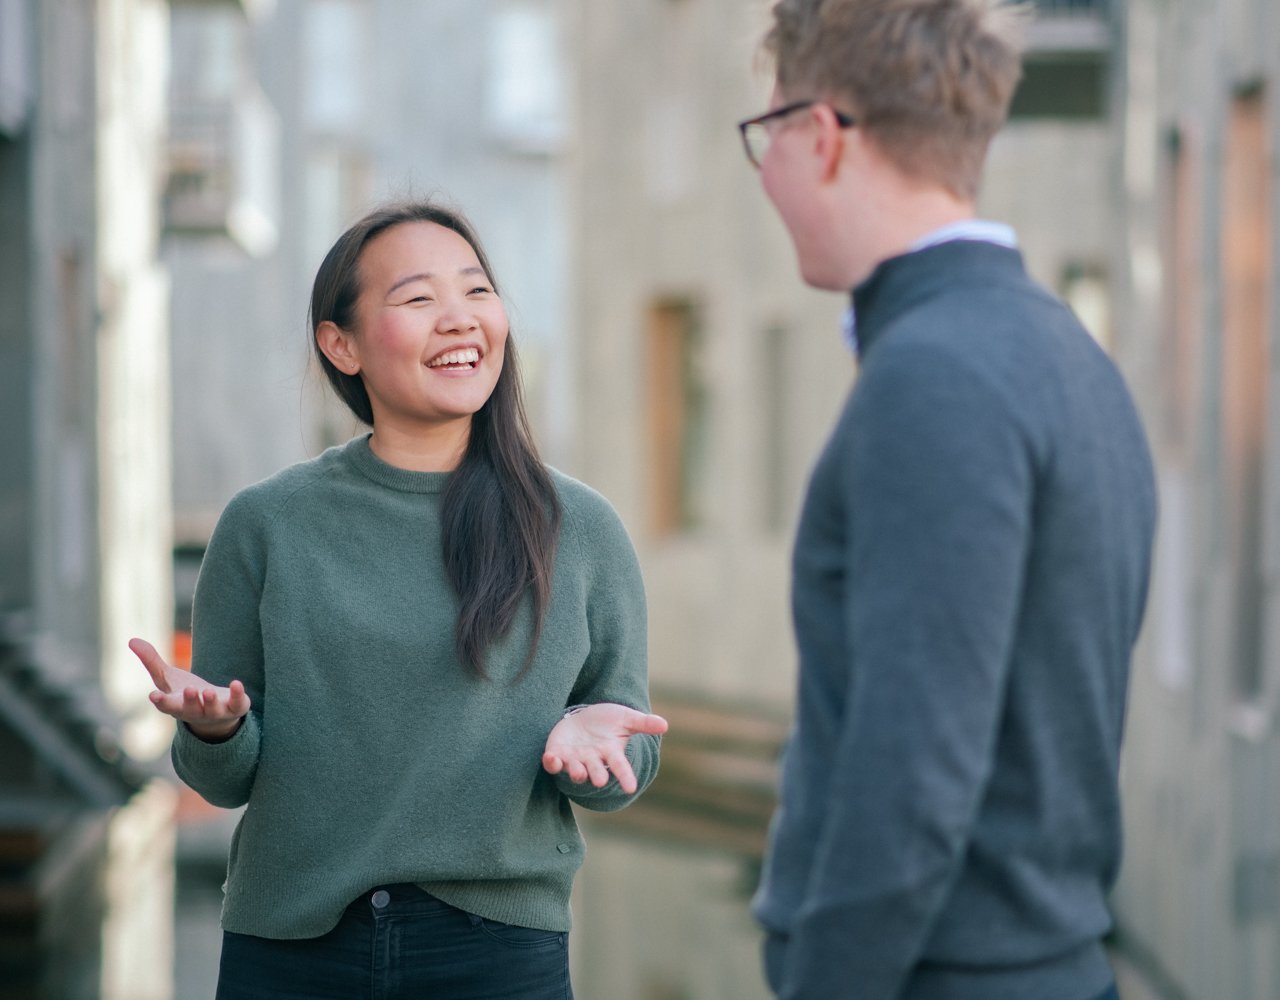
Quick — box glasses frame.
[737,100,857,169]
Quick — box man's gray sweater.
[753,240,1157,1000]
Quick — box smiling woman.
[127,200,666,999]
[314,218,510,466]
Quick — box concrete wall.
[567,0,850,717]
[1110,0,1280,996]
[0,0,177,996]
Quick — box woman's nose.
[435,302,478,334]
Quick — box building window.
[486,0,566,153]
[646,299,709,537]
[1221,84,1272,708]
[166,8,279,253]
[302,0,368,133]
[1149,124,1205,693]
[1162,125,1205,461]
[1060,260,1111,351]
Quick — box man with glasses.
[741,2,1157,999]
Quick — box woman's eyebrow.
[386,272,432,295]
[386,267,487,296]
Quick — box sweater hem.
[218,865,577,939]
[905,940,1112,1000]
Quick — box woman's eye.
[470,286,493,296]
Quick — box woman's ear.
[316,320,361,376]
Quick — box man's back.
[755,241,1157,999]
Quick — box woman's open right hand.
[129,637,250,742]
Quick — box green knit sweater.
[172,434,659,938]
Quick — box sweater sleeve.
[780,342,1034,1000]
[171,490,268,808]
[554,489,660,812]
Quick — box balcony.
[164,87,279,255]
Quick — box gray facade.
[0,0,177,997]
[1110,0,1280,996]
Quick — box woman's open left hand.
[542,703,668,794]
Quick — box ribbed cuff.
[171,709,261,807]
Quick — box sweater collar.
[841,222,1019,356]
[344,434,451,494]
[848,240,1026,359]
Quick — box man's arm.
[780,339,1035,999]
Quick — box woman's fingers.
[128,636,173,693]
[546,749,627,790]
[624,710,669,737]
[541,703,666,791]
[604,749,638,794]
[226,680,252,716]
[541,752,565,776]
[130,637,251,727]
[584,756,610,788]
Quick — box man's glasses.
[737,100,857,169]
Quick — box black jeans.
[215,884,572,1000]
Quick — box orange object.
[172,630,193,670]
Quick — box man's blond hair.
[764,0,1027,200]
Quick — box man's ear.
[812,103,848,182]
[316,320,361,376]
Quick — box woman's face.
[342,220,509,433]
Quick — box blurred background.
[0,0,1276,997]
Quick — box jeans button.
[371,889,391,909]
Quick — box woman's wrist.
[186,716,244,744]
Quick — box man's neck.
[824,151,977,290]
[851,195,976,287]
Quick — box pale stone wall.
[97,3,179,997]
[566,0,851,713]
[1109,0,1280,995]
[16,1,178,995]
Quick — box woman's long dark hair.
[309,201,561,679]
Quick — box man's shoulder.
[866,268,1100,393]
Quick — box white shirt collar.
[841,220,1019,356]
[909,219,1018,253]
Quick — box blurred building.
[1110,0,1280,996]
[0,0,177,998]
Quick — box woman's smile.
[426,345,482,371]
